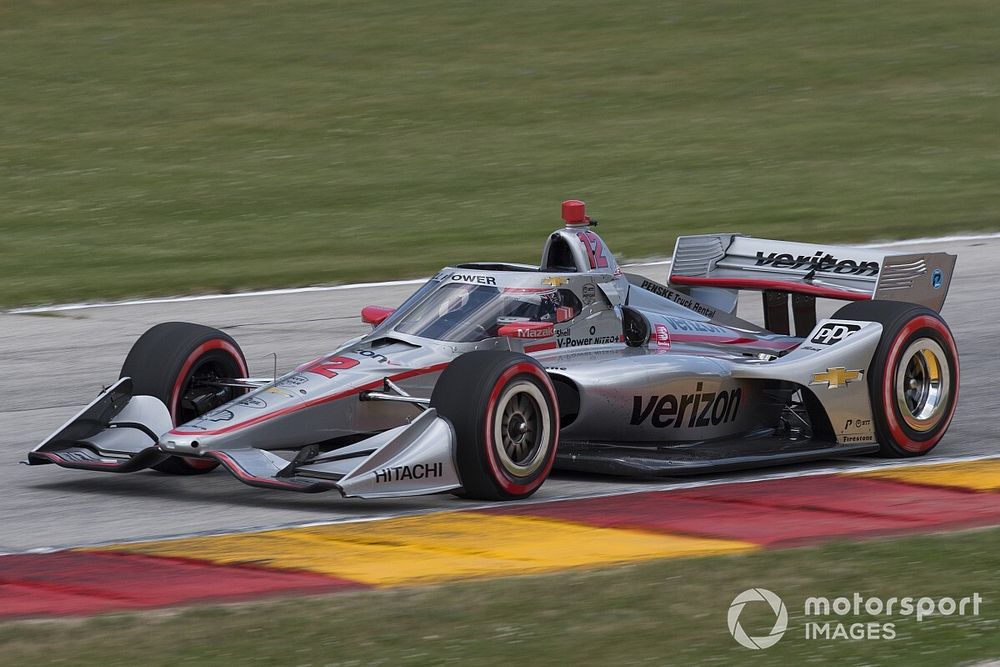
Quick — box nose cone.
[158,430,204,456]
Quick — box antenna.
[267,352,278,382]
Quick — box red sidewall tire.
[121,322,249,474]
[834,301,959,458]
[431,351,560,501]
[165,340,247,472]
[877,316,959,455]
[168,339,248,423]
[481,362,561,498]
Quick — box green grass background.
[1,528,997,665]
[2,0,998,306]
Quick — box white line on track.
[6,278,431,315]
[8,231,998,315]
[5,452,997,556]
[859,231,1000,248]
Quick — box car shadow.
[24,457,879,518]
[26,472,458,514]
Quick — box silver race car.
[26,200,960,501]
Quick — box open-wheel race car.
[27,201,960,500]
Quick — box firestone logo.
[727,588,788,650]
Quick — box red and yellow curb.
[491,472,1000,547]
[0,551,364,618]
[89,514,754,587]
[852,458,1000,492]
[2,457,998,619]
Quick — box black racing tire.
[833,300,959,457]
[431,350,559,501]
[120,322,249,474]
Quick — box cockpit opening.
[394,283,582,343]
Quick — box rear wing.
[667,234,956,334]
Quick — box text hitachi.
[373,462,443,483]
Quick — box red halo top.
[561,199,588,226]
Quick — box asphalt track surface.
[1,237,996,552]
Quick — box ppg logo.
[811,322,861,346]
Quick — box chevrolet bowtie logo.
[811,367,864,389]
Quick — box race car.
[26,200,960,501]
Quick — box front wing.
[25,379,462,498]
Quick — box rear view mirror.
[361,305,395,327]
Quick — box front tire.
[833,300,959,457]
[120,322,249,474]
[431,351,559,500]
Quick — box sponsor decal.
[932,268,943,289]
[558,334,619,347]
[654,323,671,350]
[238,396,267,409]
[640,280,717,318]
[499,322,555,339]
[841,417,875,442]
[373,462,444,483]
[663,316,730,335]
[277,374,309,387]
[519,326,554,339]
[582,282,597,304]
[205,409,235,422]
[276,373,309,395]
[448,273,497,286]
[542,276,569,287]
[843,417,872,432]
[811,322,861,346]
[754,250,880,277]
[353,348,396,365]
[630,383,742,428]
[811,367,864,389]
[641,279,671,298]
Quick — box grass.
[0,528,998,665]
[2,0,999,306]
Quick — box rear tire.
[833,300,959,457]
[120,322,249,474]
[431,351,559,500]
